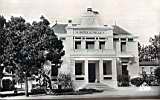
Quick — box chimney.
[68,20,72,26]
[68,20,72,23]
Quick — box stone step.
[82,83,115,91]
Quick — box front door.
[88,63,96,83]
[122,65,128,75]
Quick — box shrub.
[53,88,74,93]
[31,87,46,94]
[130,77,144,87]
[144,75,155,86]
[57,73,74,90]
[2,79,14,91]
[79,88,103,93]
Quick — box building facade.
[52,8,139,89]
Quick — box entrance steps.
[82,83,115,91]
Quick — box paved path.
[1,86,160,99]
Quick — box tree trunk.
[25,76,29,97]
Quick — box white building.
[52,8,139,89]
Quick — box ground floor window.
[75,61,84,75]
[103,60,112,75]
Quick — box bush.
[144,75,155,86]
[79,88,103,93]
[53,88,74,93]
[117,75,130,87]
[57,73,74,89]
[31,87,46,94]
[130,77,144,87]
[2,79,14,91]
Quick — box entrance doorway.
[88,63,96,83]
[122,65,128,75]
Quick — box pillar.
[70,59,75,81]
[112,58,118,87]
[81,39,86,49]
[85,59,88,83]
[99,59,103,82]
[96,61,100,83]
[95,40,99,49]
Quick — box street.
[1,86,160,99]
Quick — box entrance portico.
[74,58,114,84]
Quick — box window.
[99,41,105,49]
[103,61,112,75]
[142,67,144,71]
[75,41,81,49]
[86,37,95,39]
[99,37,105,40]
[128,38,133,42]
[142,67,146,73]
[121,38,126,41]
[60,37,66,40]
[75,37,81,39]
[113,38,119,41]
[121,58,129,63]
[113,38,119,50]
[86,41,95,49]
[121,42,126,52]
[75,61,84,75]
[150,67,153,74]
[51,65,58,77]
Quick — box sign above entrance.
[75,30,105,34]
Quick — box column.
[85,59,88,83]
[96,62,100,83]
[95,40,99,49]
[70,59,75,81]
[112,58,118,87]
[105,39,108,49]
[99,59,103,82]
[81,39,86,50]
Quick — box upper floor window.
[128,38,133,42]
[86,41,95,49]
[121,38,126,42]
[60,37,66,40]
[75,41,81,49]
[86,37,95,39]
[113,38,119,41]
[75,37,81,39]
[121,42,126,52]
[99,41,105,49]
[99,37,105,40]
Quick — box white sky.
[0,0,160,45]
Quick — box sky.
[0,0,160,45]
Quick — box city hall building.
[52,8,139,89]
